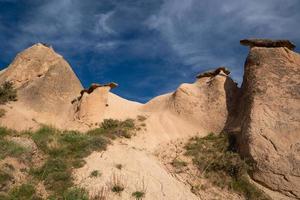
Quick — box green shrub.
[132,191,145,200]
[185,133,270,200]
[87,118,136,139]
[0,81,17,105]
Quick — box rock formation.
[144,67,239,133]
[0,43,83,115]
[72,83,117,124]
[237,41,300,198]
[240,38,296,50]
[0,40,299,199]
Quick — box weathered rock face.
[238,46,300,198]
[144,68,239,133]
[0,43,83,115]
[73,85,111,124]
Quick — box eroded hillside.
[0,39,299,200]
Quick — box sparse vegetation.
[171,158,187,168]
[63,187,89,200]
[0,118,136,199]
[185,133,270,200]
[132,191,145,200]
[87,118,136,139]
[91,187,109,200]
[108,173,125,195]
[30,126,110,198]
[0,169,13,190]
[7,183,42,200]
[132,178,146,200]
[0,81,17,105]
[0,139,27,159]
[90,170,100,178]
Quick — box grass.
[132,178,146,200]
[171,158,187,168]
[108,173,125,195]
[7,183,42,200]
[0,118,136,199]
[62,187,89,200]
[0,127,28,160]
[132,191,145,200]
[87,119,136,139]
[29,118,135,199]
[0,81,17,105]
[185,133,270,200]
[91,187,109,200]
[30,127,109,197]
[0,169,13,190]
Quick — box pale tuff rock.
[237,45,300,199]
[240,38,296,50]
[0,40,299,199]
[0,43,83,116]
[72,83,118,124]
[144,68,239,134]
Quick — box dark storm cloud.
[0,0,299,102]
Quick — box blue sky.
[0,0,300,102]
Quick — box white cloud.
[95,11,116,35]
[147,0,300,82]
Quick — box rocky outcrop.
[72,83,116,124]
[144,67,239,133]
[237,45,300,198]
[240,39,296,50]
[0,43,83,116]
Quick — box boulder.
[237,45,300,198]
[240,39,296,50]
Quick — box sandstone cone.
[0,43,83,115]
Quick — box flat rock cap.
[240,39,296,50]
[196,67,230,79]
[80,82,118,95]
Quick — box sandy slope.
[73,75,240,199]
[74,111,204,200]
[0,44,243,199]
